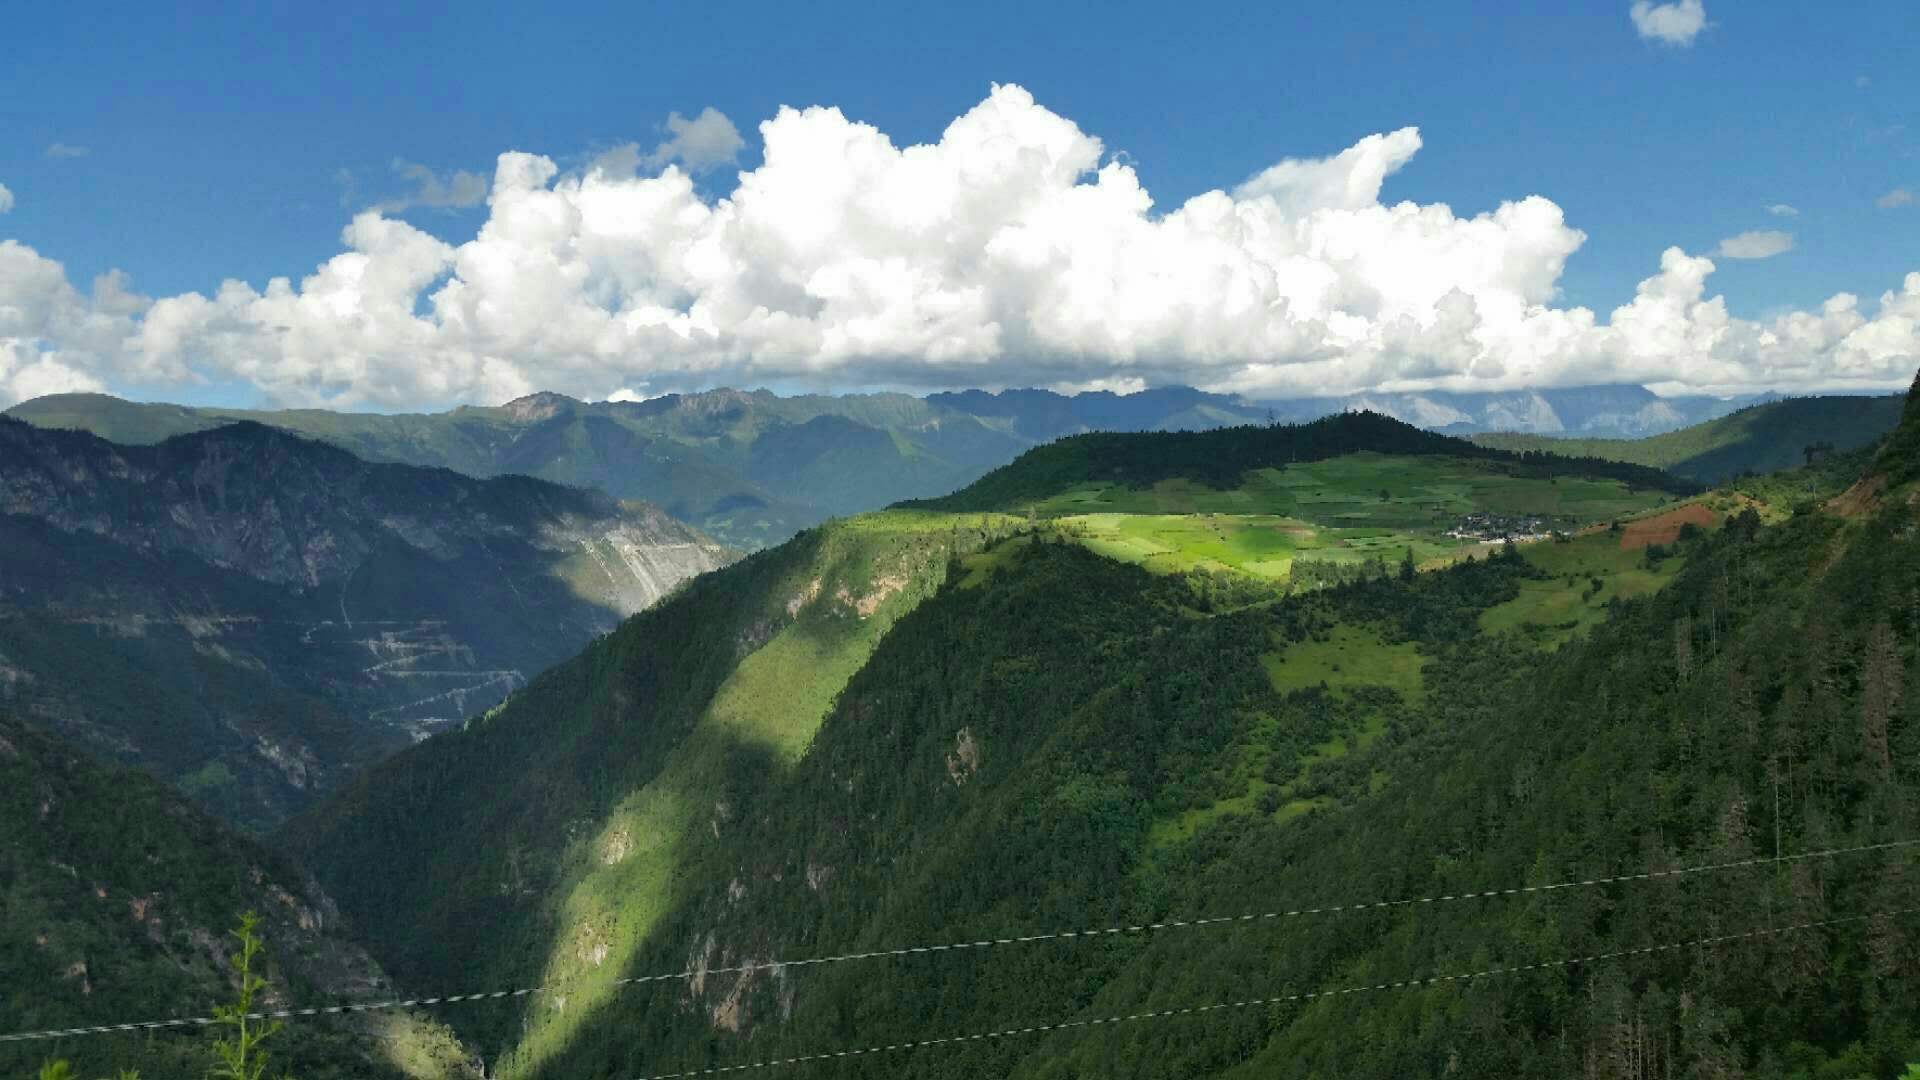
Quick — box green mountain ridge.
[285,509,1023,1075]
[902,410,1701,514]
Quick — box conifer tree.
[209,911,293,1080]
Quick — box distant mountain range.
[0,417,729,827]
[1272,383,1780,436]
[5,383,1828,549]
[940,383,1782,439]
[1471,394,1907,483]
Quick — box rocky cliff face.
[0,418,732,826]
[0,418,728,589]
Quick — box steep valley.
[0,712,479,1080]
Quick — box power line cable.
[4,837,1913,1045]
[626,906,1920,1080]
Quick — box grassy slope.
[1477,531,1688,647]
[287,511,1021,1071]
[1044,452,1669,582]
[1462,443,1885,651]
[908,414,1690,598]
[1472,393,1903,482]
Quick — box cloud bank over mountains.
[2,83,1917,410]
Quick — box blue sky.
[1,1,1916,408]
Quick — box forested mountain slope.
[0,713,475,1080]
[0,418,729,827]
[1472,394,1904,483]
[291,388,1920,1078]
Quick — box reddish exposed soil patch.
[1619,503,1717,550]
[1826,473,1888,518]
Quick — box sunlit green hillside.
[284,393,1920,1080]
[288,509,1018,1074]
[295,489,1920,1080]
[905,414,1698,596]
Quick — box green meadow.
[1030,452,1664,524]
[1058,513,1462,578]
[1478,531,1687,647]
[1040,453,1669,586]
[1260,623,1429,700]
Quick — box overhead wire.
[3,836,1914,1045]
[625,906,1920,1079]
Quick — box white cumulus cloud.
[1,84,1917,410]
[1232,127,1422,214]
[0,241,140,404]
[1631,0,1708,46]
[1715,230,1794,259]
[1766,203,1799,218]
[45,143,90,159]
[0,183,12,214]
[1879,188,1915,209]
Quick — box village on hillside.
[1445,511,1552,542]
